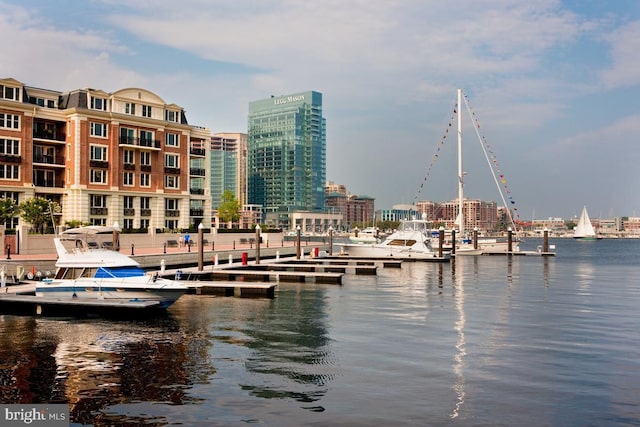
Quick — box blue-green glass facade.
[247,91,326,214]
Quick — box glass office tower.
[247,91,326,215]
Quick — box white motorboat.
[348,227,379,244]
[341,216,448,259]
[35,226,187,308]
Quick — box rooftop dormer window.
[0,85,20,102]
[90,96,107,111]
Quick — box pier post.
[131,243,135,256]
[543,228,549,253]
[329,226,334,256]
[438,227,445,258]
[5,245,10,260]
[451,230,456,256]
[473,227,478,250]
[507,227,513,253]
[296,225,301,259]
[255,224,261,265]
[198,223,204,271]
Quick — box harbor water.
[1,238,640,426]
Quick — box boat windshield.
[400,220,430,232]
[95,266,146,279]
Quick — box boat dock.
[0,284,163,316]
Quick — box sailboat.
[431,89,520,254]
[573,206,601,240]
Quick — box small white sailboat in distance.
[573,206,601,240]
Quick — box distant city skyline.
[1,1,639,219]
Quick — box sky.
[1,0,639,220]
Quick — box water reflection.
[232,286,335,410]
[0,311,215,425]
[450,259,466,419]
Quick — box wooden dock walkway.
[0,292,162,316]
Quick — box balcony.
[189,168,206,176]
[190,208,204,217]
[33,154,64,166]
[124,163,136,171]
[90,207,108,215]
[140,209,151,217]
[190,188,205,195]
[90,160,109,168]
[118,136,161,149]
[164,167,180,175]
[124,208,135,216]
[140,165,152,172]
[165,210,180,217]
[33,129,65,142]
[33,179,63,188]
[190,147,205,156]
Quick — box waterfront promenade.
[0,239,329,280]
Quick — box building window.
[165,198,179,210]
[140,219,149,229]
[0,138,20,155]
[165,220,178,230]
[142,105,152,118]
[165,153,179,168]
[90,169,107,184]
[165,110,179,123]
[140,151,151,166]
[90,145,108,161]
[140,197,150,210]
[90,122,108,138]
[0,164,19,180]
[165,133,179,147]
[28,96,55,108]
[123,172,134,186]
[140,173,150,187]
[0,113,20,130]
[123,149,134,165]
[140,130,153,146]
[0,85,20,101]
[125,102,136,115]
[124,196,134,209]
[90,96,107,111]
[91,194,107,208]
[123,218,134,229]
[165,175,179,189]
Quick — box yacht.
[35,226,187,308]
[341,216,448,260]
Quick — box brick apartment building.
[0,77,211,232]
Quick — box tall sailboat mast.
[457,88,464,234]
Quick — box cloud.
[600,20,640,89]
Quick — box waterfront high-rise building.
[210,133,247,209]
[247,91,326,221]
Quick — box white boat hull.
[341,243,445,259]
[36,278,187,309]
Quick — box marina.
[0,238,637,426]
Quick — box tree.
[217,190,241,226]
[19,197,59,233]
[0,198,17,228]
